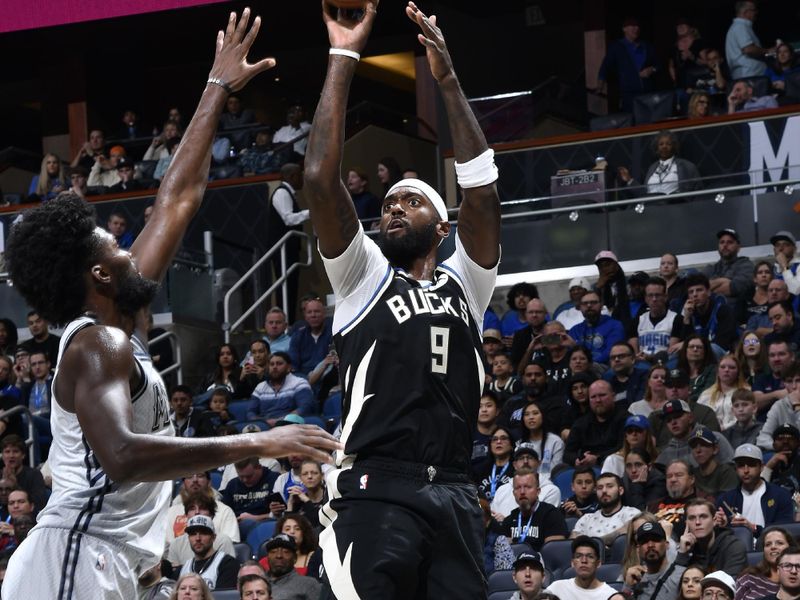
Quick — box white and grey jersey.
[35,316,174,569]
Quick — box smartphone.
[541,334,561,346]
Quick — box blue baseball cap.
[624,415,650,430]
[689,426,716,447]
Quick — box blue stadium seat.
[553,469,574,500]
[322,393,342,420]
[303,416,326,429]
[487,570,516,594]
[609,534,627,563]
[541,539,574,578]
[233,542,253,563]
[209,470,223,490]
[732,526,754,551]
[747,551,762,566]
[245,520,277,556]
[212,590,241,600]
[565,517,578,533]
[488,592,512,600]
[511,543,530,558]
[228,400,249,422]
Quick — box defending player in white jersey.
[2,11,339,598]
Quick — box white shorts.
[3,526,147,599]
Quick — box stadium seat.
[228,400,249,422]
[565,517,578,533]
[488,592,512,600]
[487,569,516,594]
[786,71,800,102]
[233,542,253,563]
[562,563,621,583]
[609,534,627,563]
[541,539,574,578]
[747,551,762,566]
[245,520,277,556]
[732,526,754,551]
[303,416,326,429]
[589,112,633,132]
[553,469,574,500]
[511,543,530,558]
[212,590,240,600]
[209,470,223,490]
[633,90,676,125]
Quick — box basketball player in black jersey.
[305,2,501,598]
[3,12,339,598]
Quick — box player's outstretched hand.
[321,0,378,55]
[405,1,454,83]
[208,8,276,93]
[260,424,342,463]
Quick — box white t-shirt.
[572,505,641,538]
[741,481,767,528]
[546,578,617,600]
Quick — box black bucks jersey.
[322,226,498,473]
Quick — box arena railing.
[147,330,183,385]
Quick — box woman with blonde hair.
[687,92,711,119]
[27,153,66,201]
[697,353,750,429]
[169,573,213,600]
[628,365,669,417]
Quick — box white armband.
[454,148,498,188]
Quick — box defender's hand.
[208,8,276,93]
[406,2,454,83]
[321,0,378,54]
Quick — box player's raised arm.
[131,8,275,283]
[406,2,500,268]
[304,1,378,259]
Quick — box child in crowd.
[561,466,599,518]
[196,387,235,437]
[472,391,501,469]
[489,353,522,404]
[721,389,762,447]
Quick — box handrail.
[0,406,37,467]
[148,330,183,385]
[222,230,313,343]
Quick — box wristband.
[455,148,499,188]
[329,48,360,61]
[207,77,233,94]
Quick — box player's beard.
[378,220,438,271]
[116,270,160,319]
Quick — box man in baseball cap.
[688,427,738,496]
[553,277,594,331]
[623,521,689,600]
[771,230,799,283]
[510,552,546,599]
[655,401,735,469]
[765,423,800,496]
[264,533,321,598]
[703,228,753,308]
[593,249,631,326]
[178,514,240,590]
[647,369,720,447]
[716,443,794,535]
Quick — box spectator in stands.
[6,489,35,527]
[728,79,779,113]
[285,460,326,529]
[116,109,144,140]
[736,333,768,387]
[0,357,23,442]
[568,290,626,366]
[623,520,687,600]
[765,302,800,353]
[722,389,762,447]
[221,457,279,538]
[196,388,235,437]
[738,261,773,326]
[516,402,564,480]
[601,413,659,476]
[697,354,749,429]
[0,319,17,358]
[648,459,712,539]
[596,17,659,112]
[670,275,738,357]
[508,551,546,600]
[263,533,320,599]
[757,361,800,450]
[201,344,244,398]
[11,348,31,393]
[288,299,332,378]
[618,131,702,197]
[716,443,793,534]
[20,351,52,452]
[700,572,737,600]
[568,345,602,379]
[490,353,522,404]
[593,250,631,326]
[19,310,59,366]
[564,380,630,467]
[238,572,270,599]
[758,545,800,600]
[629,365,669,418]
[674,336,718,403]
[704,228,755,308]
[691,48,730,96]
[754,339,793,418]
[571,472,640,544]
[106,210,134,250]
[735,526,791,599]
[510,299,547,371]
[170,572,213,600]
[492,445,561,519]
[473,391,500,468]
[725,1,774,79]
[27,153,66,202]
[346,167,380,223]
[218,95,257,152]
[554,277,592,331]
[170,385,202,438]
[681,498,748,574]
[88,145,125,188]
[633,277,678,363]
[767,43,800,92]
[763,424,800,496]
[689,427,738,495]
[144,121,181,162]
[669,20,707,91]
[771,230,800,291]
[177,515,239,590]
[655,401,734,468]
[108,157,144,193]
[70,129,106,170]
[238,128,284,176]
[622,448,667,511]
[659,253,687,313]
[687,91,712,119]
[678,566,706,600]
[272,105,311,163]
[153,136,182,181]
[168,491,237,568]
[495,468,567,551]
[1,435,47,511]
[239,339,270,399]
[546,535,617,599]
[474,425,515,501]
[67,166,90,199]
[258,514,320,577]
[605,341,648,406]
[247,352,313,425]
[501,282,541,343]
[376,156,402,197]
[263,308,291,354]
[561,466,599,518]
